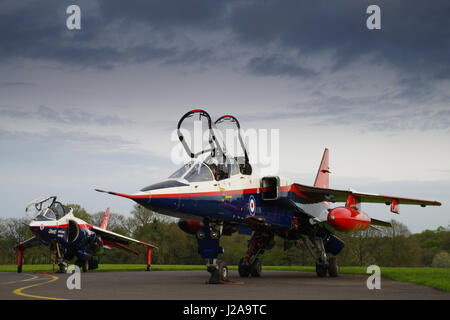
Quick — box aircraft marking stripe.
[125,186,310,201]
[282,184,314,200]
[13,274,68,300]
[151,188,262,198]
[114,185,315,203]
[31,224,92,229]
[124,187,263,199]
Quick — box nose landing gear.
[207,259,229,284]
[196,220,229,284]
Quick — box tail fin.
[99,208,110,230]
[314,148,330,188]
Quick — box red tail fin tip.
[314,148,330,188]
[100,208,110,230]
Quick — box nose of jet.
[29,221,41,235]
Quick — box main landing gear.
[195,220,275,283]
[302,235,340,278]
[238,230,274,278]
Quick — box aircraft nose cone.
[29,222,41,235]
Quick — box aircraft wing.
[14,236,43,250]
[292,183,441,213]
[91,226,157,249]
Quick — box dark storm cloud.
[97,0,229,30]
[1,0,449,78]
[229,0,450,77]
[0,0,223,69]
[247,55,317,78]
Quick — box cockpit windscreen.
[184,163,214,182]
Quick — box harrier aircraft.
[15,196,156,273]
[96,109,441,284]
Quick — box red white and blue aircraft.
[15,196,156,273]
[96,109,441,284]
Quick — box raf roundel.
[249,195,256,215]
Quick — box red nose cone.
[327,207,371,232]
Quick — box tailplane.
[314,148,330,188]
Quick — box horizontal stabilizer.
[371,218,392,228]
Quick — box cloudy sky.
[0,0,449,232]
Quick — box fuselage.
[29,211,99,261]
[127,168,328,233]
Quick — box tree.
[432,251,450,268]
[66,203,91,223]
[130,204,156,227]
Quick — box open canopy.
[25,196,71,221]
[175,109,252,180]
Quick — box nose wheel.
[196,220,231,284]
[207,260,228,284]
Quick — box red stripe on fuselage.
[281,184,314,200]
[31,224,92,229]
[123,184,312,201]
[139,187,263,199]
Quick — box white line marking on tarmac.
[2,273,39,285]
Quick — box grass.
[261,265,450,292]
[1,264,449,292]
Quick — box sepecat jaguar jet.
[14,196,156,273]
[96,109,441,284]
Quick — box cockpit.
[141,110,253,192]
[26,196,71,221]
[173,109,252,183]
[168,155,241,183]
[34,208,57,221]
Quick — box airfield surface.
[1,270,449,300]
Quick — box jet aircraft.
[15,196,156,273]
[96,109,441,284]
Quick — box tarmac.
[1,270,449,300]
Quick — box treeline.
[1,204,449,268]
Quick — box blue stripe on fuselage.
[134,191,295,229]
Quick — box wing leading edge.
[92,226,158,249]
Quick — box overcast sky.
[0,0,449,232]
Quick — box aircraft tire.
[328,257,339,277]
[218,261,229,282]
[58,263,66,273]
[88,258,99,270]
[82,260,89,272]
[238,258,250,277]
[250,258,262,277]
[315,263,327,277]
[208,269,221,284]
